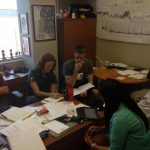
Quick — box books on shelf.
[73,83,94,96]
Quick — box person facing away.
[85,79,150,150]
[63,44,103,108]
[27,53,62,104]
[0,73,10,112]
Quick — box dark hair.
[101,79,149,131]
[37,53,56,72]
[74,44,86,54]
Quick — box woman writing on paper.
[27,53,62,104]
[85,80,150,150]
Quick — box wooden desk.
[3,74,28,107]
[3,74,27,94]
[30,101,97,150]
[94,68,149,85]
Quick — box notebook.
[44,120,69,137]
[7,127,46,150]
[1,107,34,122]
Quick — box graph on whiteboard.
[96,0,150,44]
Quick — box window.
[0,0,21,61]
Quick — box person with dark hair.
[63,44,103,108]
[85,79,150,150]
[27,53,62,104]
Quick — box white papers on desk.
[33,101,74,123]
[140,70,149,74]
[110,63,128,68]
[128,73,146,79]
[117,70,139,76]
[116,69,146,79]
[0,117,12,131]
[0,118,47,137]
[44,120,69,137]
[1,107,35,122]
[7,127,46,150]
[42,97,64,103]
[33,101,89,123]
[73,83,94,96]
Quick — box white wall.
[96,39,150,68]
[17,0,59,76]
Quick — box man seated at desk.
[63,44,103,109]
[0,73,10,112]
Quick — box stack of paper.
[73,83,94,96]
[0,118,47,150]
[7,127,46,150]
[44,120,69,137]
[128,73,146,79]
[42,97,64,103]
[1,107,35,122]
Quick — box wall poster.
[96,0,150,44]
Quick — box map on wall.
[96,0,150,44]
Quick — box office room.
[0,0,150,150]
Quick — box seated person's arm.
[30,81,61,98]
[87,73,93,84]
[88,73,99,95]
[50,83,58,93]
[64,62,83,87]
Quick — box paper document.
[110,63,128,68]
[1,107,35,122]
[0,118,47,137]
[7,127,46,150]
[128,74,146,79]
[43,97,64,103]
[44,120,69,136]
[73,83,94,96]
[117,70,139,76]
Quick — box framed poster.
[19,13,28,34]
[32,5,56,41]
[21,36,31,56]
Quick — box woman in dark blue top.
[27,53,62,103]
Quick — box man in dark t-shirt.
[63,45,103,108]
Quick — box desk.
[3,74,28,107]
[94,68,149,85]
[30,101,102,150]
[3,74,28,93]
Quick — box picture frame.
[32,5,56,41]
[21,36,31,56]
[19,13,28,35]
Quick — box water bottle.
[66,84,74,101]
